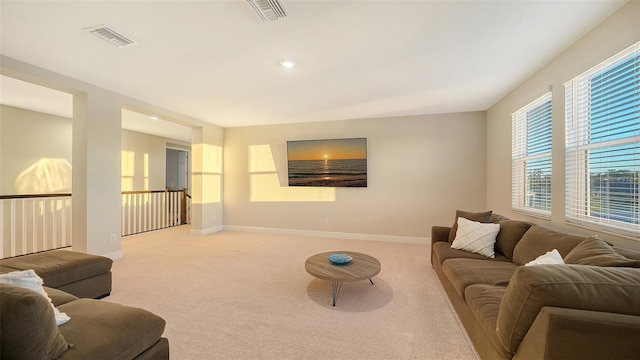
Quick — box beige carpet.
[105,226,479,360]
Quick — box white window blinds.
[512,92,552,218]
[565,41,640,239]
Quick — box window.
[512,92,553,218]
[565,41,640,238]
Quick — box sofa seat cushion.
[58,299,166,360]
[465,284,507,355]
[0,284,71,360]
[512,225,588,266]
[0,250,112,289]
[45,286,79,307]
[442,258,518,298]
[433,242,511,265]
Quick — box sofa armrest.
[496,264,640,354]
[514,307,640,360]
[431,226,451,245]
[431,226,451,267]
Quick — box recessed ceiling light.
[280,59,295,68]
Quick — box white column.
[190,124,224,235]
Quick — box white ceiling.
[0,0,627,129]
[0,74,192,142]
[121,108,193,142]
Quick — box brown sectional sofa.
[0,250,169,360]
[431,211,640,360]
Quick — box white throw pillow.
[0,269,71,325]
[525,249,565,266]
[451,217,500,258]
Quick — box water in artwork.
[288,159,367,187]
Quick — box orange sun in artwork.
[323,154,329,159]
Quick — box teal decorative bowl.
[329,253,352,265]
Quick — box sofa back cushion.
[512,225,587,266]
[0,284,70,360]
[564,237,640,267]
[448,210,493,243]
[496,265,640,354]
[495,220,532,260]
[490,214,510,223]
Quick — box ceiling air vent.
[247,0,288,21]
[84,25,136,48]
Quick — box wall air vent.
[84,25,137,48]
[247,0,288,21]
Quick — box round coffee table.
[305,251,381,306]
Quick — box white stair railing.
[121,189,189,236]
[0,194,72,259]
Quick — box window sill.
[512,207,551,221]
[565,219,640,242]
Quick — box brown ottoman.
[0,250,112,299]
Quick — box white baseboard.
[223,225,429,245]
[103,250,123,260]
[191,225,224,236]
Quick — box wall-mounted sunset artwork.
[287,138,367,187]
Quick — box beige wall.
[486,1,640,250]
[121,129,190,192]
[224,112,487,241]
[0,105,72,195]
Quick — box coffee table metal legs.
[331,281,342,306]
[331,278,375,306]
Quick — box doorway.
[166,148,189,192]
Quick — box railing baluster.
[168,192,172,227]
[68,198,72,247]
[61,199,66,248]
[21,199,27,255]
[32,199,37,254]
[138,193,142,233]
[170,192,175,226]
[52,199,57,251]
[10,199,16,257]
[143,193,148,232]
[132,194,137,234]
[42,199,47,252]
[0,202,3,259]
[127,194,132,236]
[121,194,125,236]
[161,193,166,229]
